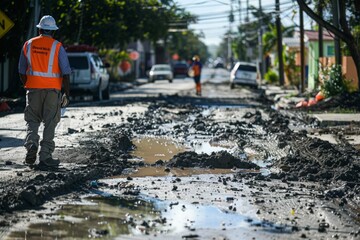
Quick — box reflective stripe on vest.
[26,39,61,78]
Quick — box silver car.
[230,62,258,89]
[148,64,173,83]
[67,52,110,100]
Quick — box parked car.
[67,52,110,100]
[172,62,189,77]
[213,58,225,69]
[148,64,173,83]
[230,62,258,89]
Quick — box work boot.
[25,145,38,165]
[39,157,60,167]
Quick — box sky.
[175,0,312,46]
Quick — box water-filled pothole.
[7,192,289,239]
[131,136,187,164]
[7,195,159,239]
[128,136,237,177]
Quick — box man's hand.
[61,94,70,108]
[19,74,27,87]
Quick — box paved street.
[0,69,359,240]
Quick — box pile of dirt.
[273,135,360,183]
[258,108,360,208]
[259,108,360,183]
[166,151,259,169]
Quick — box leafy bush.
[265,70,279,84]
[319,64,354,97]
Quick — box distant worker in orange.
[191,55,202,96]
[18,15,71,167]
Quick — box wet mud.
[1,85,359,239]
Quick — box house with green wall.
[300,30,334,90]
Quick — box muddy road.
[0,69,359,239]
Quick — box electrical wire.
[177,0,307,45]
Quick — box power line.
[192,10,231,17]
[184,3,232,9]
[190,25,228,30]
[197,15,231,21]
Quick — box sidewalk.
[0,79,148,116]
[262,84,360,126]
[262,85,360,150]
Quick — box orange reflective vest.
[23,35,62,90]
[192,63,201,76]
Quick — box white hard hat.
[36,15,59,30]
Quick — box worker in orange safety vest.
[18,15,71,167]
[190,55,203,96]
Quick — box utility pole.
[27,1,34,39]
[318,0,323,90]
[300,8,305,93]
[275,0,284,85]
[228,0,234,68]
[77,0,84,44]
[318,0,323,59]
[246,0,249,22]
[33,0,40,37]
[332,0,341,65]
[238,0,242,61]
[238,0,241,24]
[258,0,264,81]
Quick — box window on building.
[327,45,335,56]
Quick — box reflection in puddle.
[7,196,159,239]
[131,137,186,164]
[193,141,233,155]
[154,199,249,233]
[7,194,271,239]
[132,136,236,164]
[129,136,258,178]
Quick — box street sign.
[0,10,14,39]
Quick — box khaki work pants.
[24,89,61,161]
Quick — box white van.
[230,62,258,89]
[67,52,110,100]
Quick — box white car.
[67,52,110,100]
[230,62,258,89]
[148,64,173,83]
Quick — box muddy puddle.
[131,136,188,164]
[131,136,237,161]
[127,136,237,177]
[6,184,292,240]
[7,195,158,239]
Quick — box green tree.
[0,0,193,95]
[44,0,173,48]
[165,5,209,63]
[167,30,208,62]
